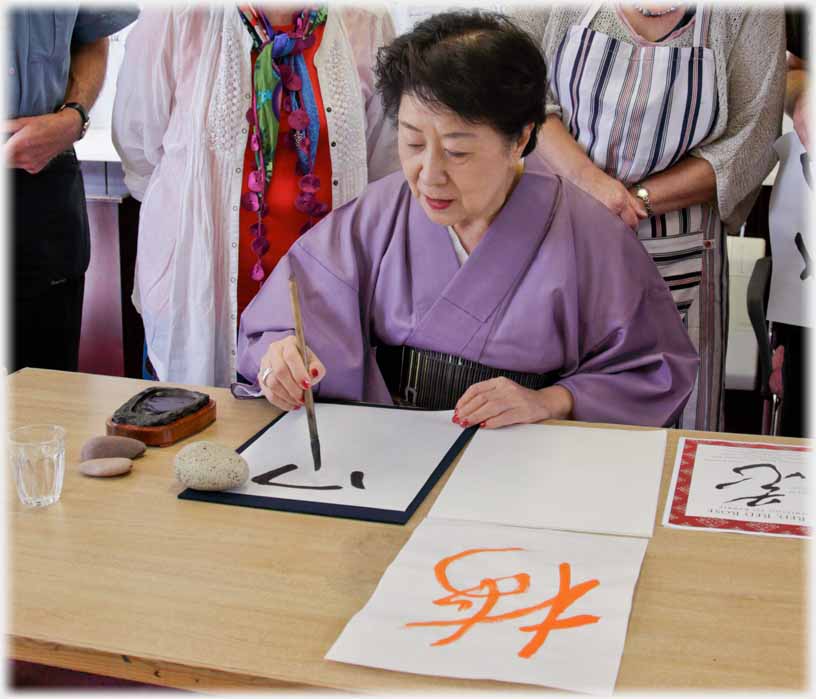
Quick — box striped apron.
[550,2,725,430]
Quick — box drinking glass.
[9,424,66,507]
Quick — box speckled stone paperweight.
[106,387,216,447]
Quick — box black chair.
[746,256,782,434]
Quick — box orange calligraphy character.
[406,548,601,659]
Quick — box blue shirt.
[8,5,139,119]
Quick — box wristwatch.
[57,102,90,140]
[634,183,654,217]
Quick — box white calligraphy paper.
[767,131,813,328]
[663,437,811,538]
[225,403,463,513]
[429,424,667,538]
[327,517,648,694]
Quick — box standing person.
[112,5,400,388]
[514,3,786,430]
[236,11,699,429]
[5,6,138,373]
[768,7,810,437]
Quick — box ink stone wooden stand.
[106,400,217,447]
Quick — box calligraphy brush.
[288,274,322,471]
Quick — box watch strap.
[58,102,90,139]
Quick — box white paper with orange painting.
[326,517,648,694]
[429,423,668,538]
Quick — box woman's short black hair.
[375,10,547,157]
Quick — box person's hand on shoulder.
[257,336,326,412]
[4,110,84,174]
[576,165,648,230]
[453,378,574,429]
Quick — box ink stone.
[111,387,210,427]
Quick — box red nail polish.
[460,420,469,427]
[452,416,459,424]
[311,368,319,378]
[480,421,486,428]
[302,380,311,389]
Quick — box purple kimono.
[237,163,698,427]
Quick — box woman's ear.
[515,123,535,158]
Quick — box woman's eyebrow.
[398,121,476,140]
[398,120,422,132]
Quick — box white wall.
[75,24,132,162]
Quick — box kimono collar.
[404,170,563,357]
[444,171,562,323]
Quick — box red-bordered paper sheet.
[663,437,811,538]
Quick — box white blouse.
[112,4,400,387]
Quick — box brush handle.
[289,275,322,471]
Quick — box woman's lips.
[425,196,453,210]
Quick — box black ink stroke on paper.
[715,462,806,507]
[252,464,367,491]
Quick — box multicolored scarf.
[238,6,329,282]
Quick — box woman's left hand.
[453,379,574,429]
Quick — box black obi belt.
[375,345,558,411]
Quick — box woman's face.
[397,93,530,238]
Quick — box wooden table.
[7,369,808,692]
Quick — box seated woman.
[235,10,699,429]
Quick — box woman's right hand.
[257,336,326,411]
[577,166,648,230]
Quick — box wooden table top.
[7,369,808,692]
